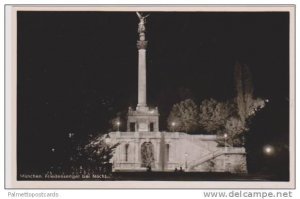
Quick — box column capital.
[137,40,148,49]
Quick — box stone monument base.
[109,131,247,173]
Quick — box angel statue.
[136,12,150,34]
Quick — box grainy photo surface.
[6,6,294,188]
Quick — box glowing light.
[116,121,121,131]
[171,122,176,126]
[224,133,228,138]
[263,145,274,155]
[68,132,74,138]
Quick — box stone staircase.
[187,148,225,171]
[187,147,246,171]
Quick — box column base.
[136,105,148,112]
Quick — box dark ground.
[112,171,289,181]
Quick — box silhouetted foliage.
[167,99,199,133]
[199,99,234,134]
[82,134,119,172]
[166,62,268,147]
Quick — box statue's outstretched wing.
[136,12,142,19]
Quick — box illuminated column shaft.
[137,40,148,108]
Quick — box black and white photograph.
[5,5,295,188]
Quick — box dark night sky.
[17,11,289,174]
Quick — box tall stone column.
[127,12,160,133]
[137,40,148,109]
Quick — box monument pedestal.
[127,106,159,132]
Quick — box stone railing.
[112,131,161,139]
[188,147,246,171]
[224,147,246,154]
[128,107,159,115]
[188,149,223,170]
[110,131,219,141]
